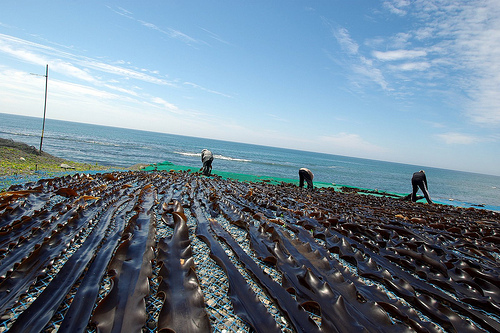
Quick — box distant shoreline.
[0,137,124,176]
[1,137,498,212]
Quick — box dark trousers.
[299,169,313,189]
[411,180,432,204]
[202,160,212,176]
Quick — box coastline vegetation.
[0,138,117,176]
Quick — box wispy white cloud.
[326,21,390,91]
[0,65,204,129]
[436,132,479,145]
[319,132,386,155]
[0,33,169,87]
[82,60,173,86]
[0,31,220,125]
[466,84,500,124]
[103,84,139,97]
[183,82,232,98]
[333,27,359,55]
[116,7,133,16]
[0,32,232,109]
[390,33,412,48]
[389,61,431,71]
[50,79,123,100]
[138,20,200,45]
[0,34,49,65]
[150,97,181,114]
[378,0,500,126]
[373,49,427,61]
[383,0,410,16]
[0,68,48,99]
[425,121,446,128]
[352,60,390,90]
[267,113,290,123]
[200,28,231,45]
[53,61,96,83]
[414,27,434,41]
[0,67,125,108]
[108,5,201,46]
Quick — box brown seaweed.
[156,203,210,333]
[91,185,156,333]
[60,194,136,333]
[0,170,498,332]
[7,189,133,332]
[192,190,282,333]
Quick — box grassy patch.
[0,146,116,176]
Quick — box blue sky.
[1,1,499,176]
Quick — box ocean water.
[1,112,499,211]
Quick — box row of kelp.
[0,170,499,332]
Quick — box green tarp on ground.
[141,160,410,200]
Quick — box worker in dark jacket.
[411,170,433,204]
[298,168,314,189]
[200,149,214,176]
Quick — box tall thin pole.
[39,64,48,154]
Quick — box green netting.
[142,161,330,186]
[142,161,412,200]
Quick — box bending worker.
[298,167,314,189]
[411,170,433,204]
[200,149,214,176]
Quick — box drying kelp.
[0,171,499,332]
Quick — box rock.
[60,163,75,169]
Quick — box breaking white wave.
[174,151,251,162]
[175,152,200,157]
[213,154,251,162]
